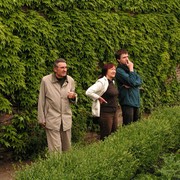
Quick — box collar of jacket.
[51,73,68,84]
[117,63,129,73]
[102,76,115,85]
[97,76,109,92]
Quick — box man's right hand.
[126,60,134,72]
[40,121,46,129]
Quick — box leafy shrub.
[156,152,180,179]
[135,151,180,179]
[0,111,47,160]
[14,106,180,179]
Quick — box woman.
[86,63,119,140]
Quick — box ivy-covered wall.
[0,0,179,158]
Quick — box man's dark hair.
[115,49,128,60]
[54,58,66,67]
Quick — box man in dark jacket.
[115,49,142,125]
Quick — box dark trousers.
[121,105,139,125]
[99,111,118,140]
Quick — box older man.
[38,58,77,152]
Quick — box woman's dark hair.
[99,63,115,78]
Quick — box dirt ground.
[0,160,30,180]
[0,161,14,180]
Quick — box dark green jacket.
[116,64,142,107]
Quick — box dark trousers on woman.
[121,105,139,125]
[99,111,118,141]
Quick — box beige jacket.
[38,73,76,131]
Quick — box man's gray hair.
[54,58,66,67]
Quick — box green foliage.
[0,0,179,158]
[0,20,25,113]
[0,94,12,113]
[156,152,180,179]
[14,106,180,179]
[0,111,47,160]
[135,151,180,179]
[71,105,87,142]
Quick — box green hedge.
[14,106,180,179]
[0,0,180,158]
[135,151,180,179]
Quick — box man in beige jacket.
[38,58,77,152]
